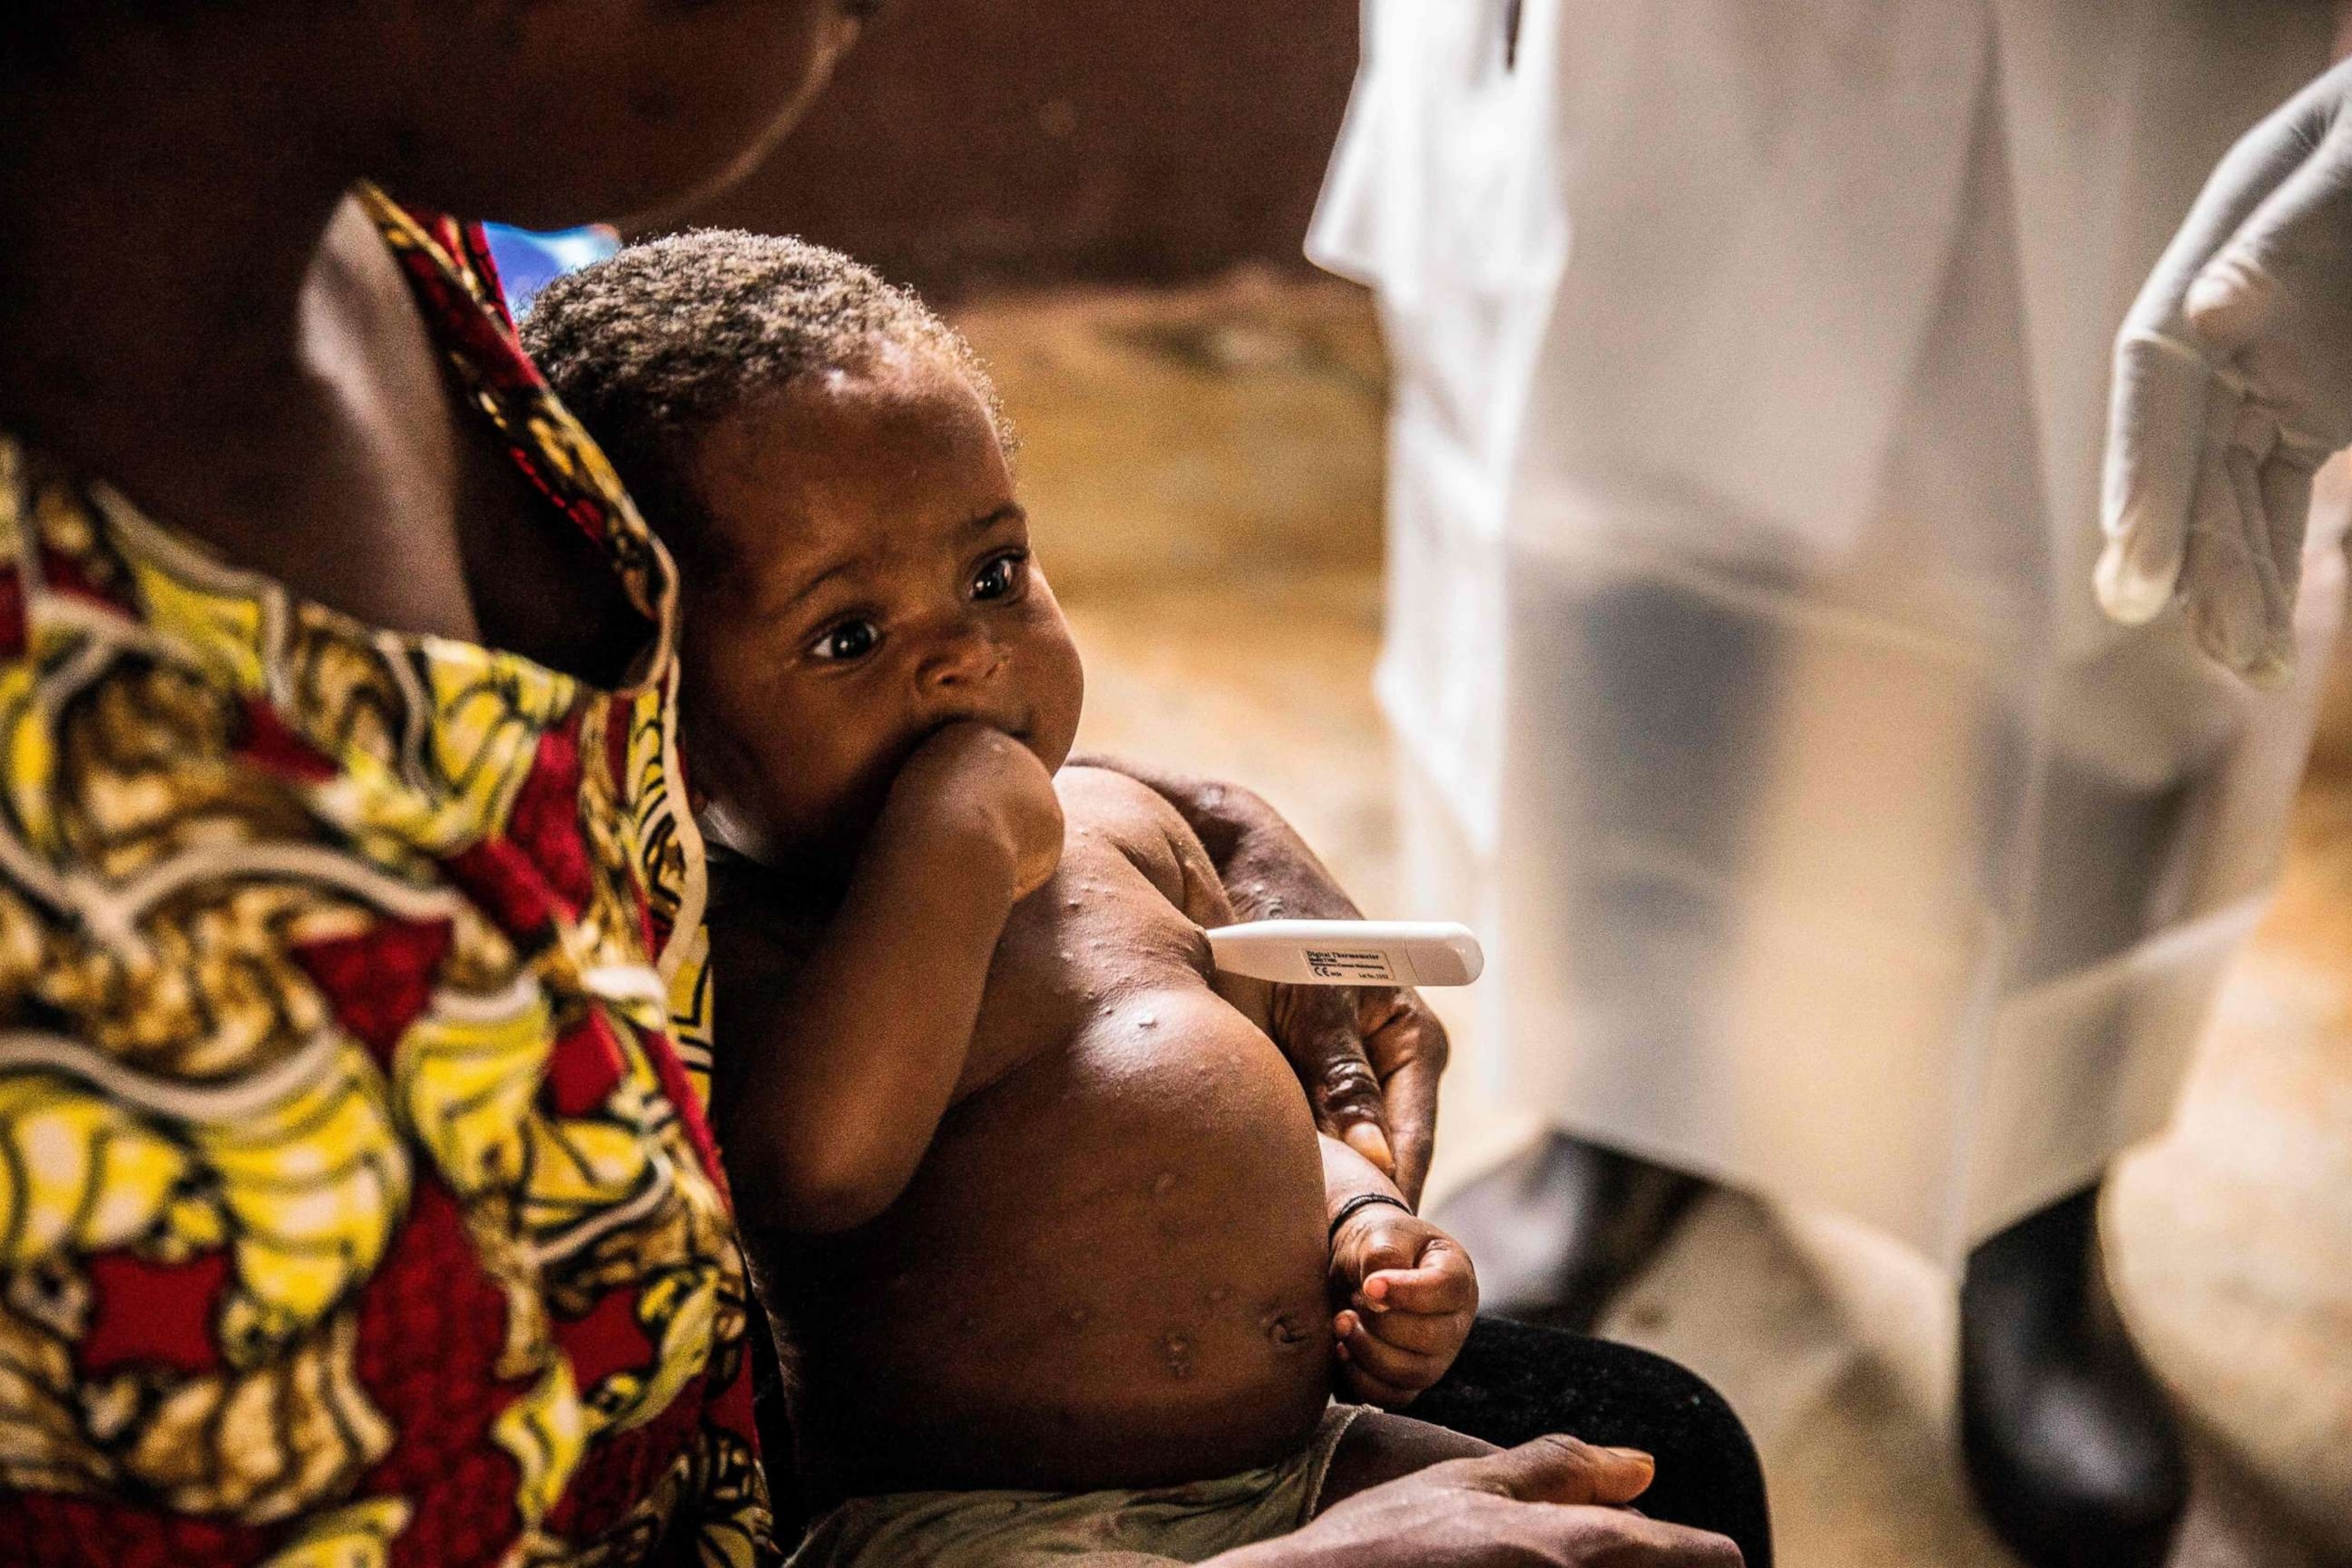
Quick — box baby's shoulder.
[1054,764,1207,859]
[1054,763,1186,828]
[1053,765,1224,922]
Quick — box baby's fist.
[1328,1204,1478,1409]
[887,721,1064,900]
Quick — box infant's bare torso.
[773,769,1334,1494]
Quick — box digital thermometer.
[1204,920,1485,987]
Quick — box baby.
[524,233,1488,1565]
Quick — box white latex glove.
[2100,57,2352,686]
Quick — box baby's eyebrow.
[970,504,1027,532]
[780,557,859,615]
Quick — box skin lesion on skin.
[1266,1312,1313,1350]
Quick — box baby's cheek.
[1018,622,1086,768]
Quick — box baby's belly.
[784,985,1333,1494]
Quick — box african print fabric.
[0,188,764,1567]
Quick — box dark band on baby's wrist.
[1328,1191,1412,1241]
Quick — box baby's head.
[525,232,1082,880]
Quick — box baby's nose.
[916,623,1004,693]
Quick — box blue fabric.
[482,223,621,318]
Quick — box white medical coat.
[1315,0,2345,1261]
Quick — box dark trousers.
[1415,1316,1774,1568]
[757,1315,1774,1566]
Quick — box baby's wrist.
[1327,1191,1412,1244]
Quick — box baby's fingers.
[1336,1355,1416,1409]
[1333,1320,1418,1408]
[1335,1310,1444,1403]
[1350,1304,1470,1357]
[1362,1240,1476,1317]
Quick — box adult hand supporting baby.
[1276,982,1448,1206]
[1074,755,1449,1202]
[1207,1436,1744,1567]
[2099,55,2352,681]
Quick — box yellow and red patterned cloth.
[0,188,762,1566]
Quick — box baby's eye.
[810,619,880,662]
[972,551,1027,602]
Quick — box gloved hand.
[2100,57,2352,685]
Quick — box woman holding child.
[0,2,1755,1564]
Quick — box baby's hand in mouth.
[884,719,1064,899]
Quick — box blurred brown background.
[680,0,1360,299]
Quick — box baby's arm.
[711,723,1062,1234]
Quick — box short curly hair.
[521,230,1013,570]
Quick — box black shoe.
[1960,1184,2189,1568]
[1432,1132,1709,1333]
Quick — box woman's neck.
[0,51,652,678]
[0,63,355,504]
[0,53,506,647]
